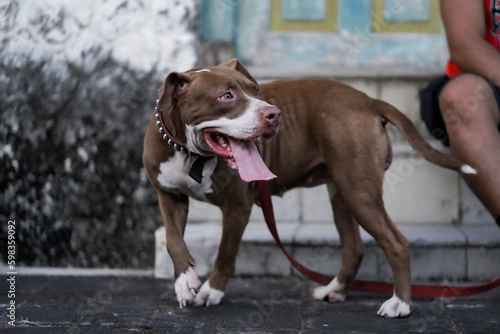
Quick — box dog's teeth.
[217,135,228,148]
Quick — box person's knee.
[439,74,495,129]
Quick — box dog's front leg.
[193,203,252,307]
[157,189,201,307]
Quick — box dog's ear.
[219,58,258,87]
[157,72,191,137]
[157,71,191,112]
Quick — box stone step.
[154,222,500,283]
[183,142,493,228]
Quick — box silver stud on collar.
[155,105,193,155]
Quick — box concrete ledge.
[0,266,154,277]
[186,143,492,227]
[155,222,500,283]
[248,65,444,80]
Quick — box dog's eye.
[219,92,234,101]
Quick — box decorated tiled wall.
[202,0,447,74]
[203,0,440,38]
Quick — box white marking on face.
[185,93,274,154]
[156,152,217,201]
[312,277,346,302]
[377,293,412,318]
[193,280,225,307]
[174,267,202,308]
[194,69,210,73]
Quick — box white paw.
[312,277,346,302]
[377,294,412,318]
[327,291,346,302]
[174,267,202,308]
[193,280,225,307]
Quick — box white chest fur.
[157,152,217,201]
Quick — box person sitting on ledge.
[420,0,500,226]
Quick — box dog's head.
[157,59,281,182]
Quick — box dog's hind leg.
[312,184,365,302]
[314,115,412,317]
[338,180,412,318]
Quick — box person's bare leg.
[439,74,500,221]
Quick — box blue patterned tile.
[282,0,325,21]
[338,0,371,33]
[201,0,237,41]
[385,0,430,22]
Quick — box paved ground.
[1,275,499,333]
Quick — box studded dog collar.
[154,99,213,184]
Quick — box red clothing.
[446,0,500,77]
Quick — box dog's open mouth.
[203,130,277,182]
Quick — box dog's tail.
[377,100,477,175]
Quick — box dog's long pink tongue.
[228,137,277,182]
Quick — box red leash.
[257,181,500,298]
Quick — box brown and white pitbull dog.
[143,59,476,318]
